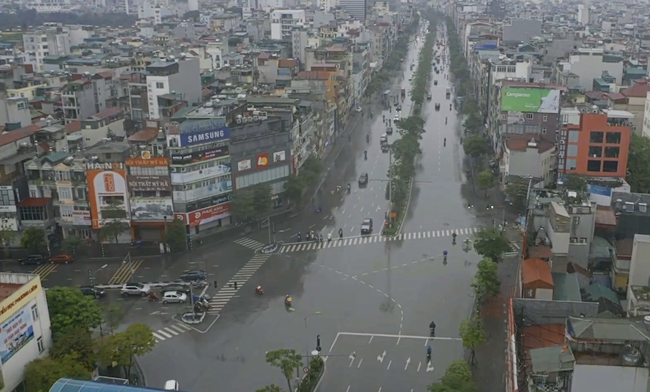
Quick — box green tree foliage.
[627,133,650,193]
[463,113,483,134]
[25,357,91,392]
[471,257,501,303]
[562,173,588,192]
[459,316,487,364]
[257,386,284,392]
[283,174,304,206]
[299,155,323,187]
[230,184,272,222]
[265,349,303,392]
[97,323,156,379]
[46,287,103,337]
[164,218,187,252]
[50,327,96,370]
[477,170,494,195]
[0,229,16,258]
[21,227,46,252]
[463,135,487,158]
[427,359,477,392]
[99,221,130,243]
[473,226,510,262]
[61,235,85,255]
[505,178,529,211]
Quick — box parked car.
[427,93,432,101]
[180,270,207,282]
[79,286,105,298]
[360,218,373,235]
[358,173,369,186]
[162,291,188,304]
[121,283,151,297]
[161,284,191,296]
[50,254,74,264]
[19,254,46,266]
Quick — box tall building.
[577,4,589,25]
[188,0,198,10]
[145,57,202,120]
[22,29,71,72]
[338,0,366,21]
[270,10,306,40]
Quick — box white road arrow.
[426,362,434,372]
[377,350,386,363]
[404,357,411,370]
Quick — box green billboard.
[500,87,560,114]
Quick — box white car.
[162,291,188,304]
[393,114,400,121]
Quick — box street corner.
[4,260,100,288]
[320,332,464,392]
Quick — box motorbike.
[256,286,264,295]
[192,294,211,311]
[364,151,367,160]
[148,292,159,302]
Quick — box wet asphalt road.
[137,22,483,392]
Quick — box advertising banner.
[127,176,172,191]
[174,203,231,227]
[500,88,560,113]
[0,304,34,364]
[172,180,232,202]
[178,118,227,134]
[87,168,128,229]
[167,127,230,147]
[256,153,269,168]
[125,157,169,167]
[184,193,231,212]
[170,146,229,165]
[170,164,231,184]
[130,198,174,221]
[273,151,286,162]
[72,211,91,226]
[238,159,251,171]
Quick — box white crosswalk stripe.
[233,237,267,251]
[205,254,272,316]
[278,227,481,254]
[152,322,192,343]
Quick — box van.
[164,380,179,391]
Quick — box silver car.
[162,291,188,304]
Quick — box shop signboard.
[86,165,128,229]
[125,157,169,167]
[500,88,561,113]
[184,193,231,212]
[273,150,286,162]
[127,176,172,191]
[130,198,174,221]
[172,180,232,202]
[170,146,229,165]
[170,164,231,184]
[0,304,34,364]
[72,211,91,226]
[178,118,226,134]
[167,127,231,147]
[174,203,231,227]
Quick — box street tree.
[25,357,91,392]
[230,187,256,222]
[46,286,103,337]
[428,360,477,392]
[61,235,85,256]
[471,257,501,304]
[50,327,96,370]
[473,226,510,262]
[164,218,187,252]
[283,174,304,207]
[299,155,323,187]
[97,323,156,379]
[265,349,303,392]
[505,178,529,211]
[463,135,487,158]
[476,170,494,196]
[103,303,124,334]
[21,227,46,253]
[459,315,487,364]
[252,183,272,216]
[0,228,16,259]
[100,221,130,243]
[397,116,426,139]
[256,385,284,392]
[463,113,483,134]
[627,133,650,193]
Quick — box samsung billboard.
[167,127,231,147]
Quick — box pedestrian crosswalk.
[234,237,266,251]
[279,227,480,254]
[152,322,192,343]
[207,253,271,315]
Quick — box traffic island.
[298,356,325,392]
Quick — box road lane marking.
[386,360,391,370]
[368,336,374,343]
[340,332,461,341]
[357,358,363,368]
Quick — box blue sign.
[179,127,231,147]
[588,184,612,197]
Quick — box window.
[590,131,604,143]
[19,206,48,221]
[605,146,620,158]
[588,146,602,157]
[542,115,548,122]
[58,187,72,200]
[542,128,547,134]
[525,113,533,120]
[568,130,580,142]
[156,82,164,89]
[60,205,73,218]
[587,160,602,172]
[606,132,621,144]
[567,145,578,157]
[31,304,39,321]
[603,160,619,173]
[37,336,45,353]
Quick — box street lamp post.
[303,311,322,369]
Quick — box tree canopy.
[265,349,303,392]
[230,183,272,222]
[164,218,187,252]
[471,257,501,304]
[627,133,650,193]
[25,357,91,392]
[473,226,510,262]
[427,359,477,392]
[21,227,46,253]
[50,327,96,370]
[463,135,488,158]
[459,315,487,364]
[477,170,494,195]
[100,221,130,243]
[97,323,156,379]
[46,287,103,337]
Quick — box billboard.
[500,88,560,113]
[174,203,231,227]
[127,176,171,191]
[87,164,129,229]
[0,304,35,364]
[167,127,231,147]
[130,198,174,221]
[170,146,229,165]
[125,157,169,167]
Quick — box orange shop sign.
[126,157,169,167]
[257,153,269,168]
[174,203,231,227]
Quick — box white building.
[0,273,53,392]
[317,0,338,11]
[22,29,71,71]
[270,10,306,40]
[146,57,202,119]
[339,0,366,21]
[642,92,650,138]
[188,0,198,10]
[556,48,624,91]
[502,136,556,186]
[577,4,589,26]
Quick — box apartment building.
[338,0,366,21]
[146,57,201,120]
[22,28,71,72]
[270,10,306,40]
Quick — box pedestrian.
[234,281,238,290]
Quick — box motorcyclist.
[429,321,436,332]
[364,150,367,159]
[347,183,351,192]
[366,134,370,143]
[382,114,385,121]
[327,232,332,242]
[444,138,446,146]
[339,228,343,239]
[452,232,457,240]
[337,185,341,192]
[297,232,301,242]
[449,104,452,110]
[426,345,432,357]
[445,117,447,124]
[256,286,264,294]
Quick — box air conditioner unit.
[253,115,259,121]
[559,151,564,157]
[247,116,254,122]
[242,117,249,123]
[236,117,242,123]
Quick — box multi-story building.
[557,111,632,179]
[61,80,95,124]
[553,48,624,91]
[145,58,202,120]
[338,0,366,21]
[22,28,71,71]
[270,10,306,40]
[75,108,126,149]
[124,72,149,124]
[0,273,53,392]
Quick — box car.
[19,254,46,266]
[393,114,400,121]
[79,285,105,298]
[360,218,373,235]
[161,284,191,296]
[358,173,369,186]
[120,282,151,297]
[380,134,388,144]
[396,106,402,112]
[180,269,207,282]
[162,291,188,304]
[427,93,432,101]
[386,126,393,135]
[50,254,74,264]
[435,103,440,111]
[408,77,412,81]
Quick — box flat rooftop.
[0,283,22,302]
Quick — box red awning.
[18,198,52,207]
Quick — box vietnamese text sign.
[125,157,169,167]
[500,87,560,113]
[127,176,172,191]
[170,146,229,165]
[0,304,35,364]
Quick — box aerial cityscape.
[0,0,649,391]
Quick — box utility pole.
[388,147,393,224]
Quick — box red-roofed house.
[613,79,650,133]
[502,134,556,186]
